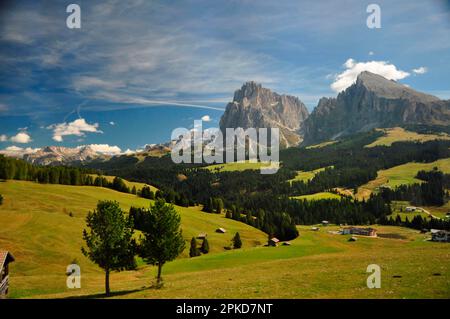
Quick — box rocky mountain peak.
[302,72,450,145]
[220,82,309,147]
[353,71,439,103]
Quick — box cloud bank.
[331,59,410,93]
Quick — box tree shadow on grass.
[63,285,157,299]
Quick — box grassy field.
[305,140,338,149]
[204,161,274,172]
[291,192,342,201]
[365,127,450,148]
[288,166,331,183]
[356,158,450,200]
[87,174,158,192]
[11,224,450,299]
[0,180,266,298]
[1,180,449,299]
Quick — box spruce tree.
[189,237,200,257]
[81,200,136,296]
[201,238,209,254]
[139,199,185,286]
[232,232,242,249]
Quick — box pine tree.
[215,198,224,214]
[232,232,242,249]
[189,237,200,257]
[139,199,185,286]
[131,186,137,195]
[0,194,3,205]
[201,238,210,254]
[81,201,136,296]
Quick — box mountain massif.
[301,71,450,144]
[219,73,450,147]
[219,81,309,147]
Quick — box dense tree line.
[380,213,450,231]
[380,169,449,206]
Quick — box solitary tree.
[201,238,210,254]
[139,199,185,286]
[189,237,200,257]
[232,232,242,249]
[0,194,3,205]
[81,200,136,296]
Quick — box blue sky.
[0,0,449,154]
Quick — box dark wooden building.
[0,250,15,298]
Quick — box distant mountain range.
[23,146,108,166]
[5,71,450,165]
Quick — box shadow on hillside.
[63,286,155,299]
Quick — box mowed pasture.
[356,158,450,200]
[204,161,273,172]
[365,127,450,148]
[291,192,342,201]
[12,224,450,299]
[0,180,266,298]
[288,166,331,183]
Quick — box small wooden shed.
[0,250,15,298]
[216,228,226,233]
[197,233,208,239]
[268,237,280,247]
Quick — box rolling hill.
[356,158,450,200]
[0,180,267,298]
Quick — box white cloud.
[412,66,428,74]
[109,121,115,126]
[201,115,211,122]
[0,146,40,158]
[331,58,410,92]
[0,134,7,142]
[47,118,102,142]
[10,132,32,143]
[82,144,121,155]
[368,51,374,56]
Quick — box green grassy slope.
[25,225,450,299]
[365,127,450,148]
[0,180,266,298]
[204,161,272,172]
[1,181,449,299]
[356,158,450,200]
[291,192,342,201]
[87,174,158,192]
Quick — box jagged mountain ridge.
[302,71,450,144]
[23,146,106,166]
[219,81,309,147]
